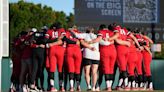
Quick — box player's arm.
[89,36,102,44]
[143,35,154,44]
[108,32,119,41]
[144,46,152,56]
[129,33,142,49]
[115,38,130,47]
[30,34,39,48]
[47,39,63,48]
[58,32,66,40]
[80,39,95,51]
[62,36,76,44]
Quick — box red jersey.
[98,29,113,39]
[65,30,82,47]
[65,30,80,42]
[127,35,137,52]
[46,28,65,40]
[135,34,144,43]
[114,26,130,41]
[143,36,150,47]
[21,35,32,59]
[98,29,116,45]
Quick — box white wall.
[2,0,9,57]
[0,0,9,91]
[0,0,3,91]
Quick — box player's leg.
[19,59,28,92]
[30,50,38,90]
[74,47,82,91]
[127,52,137,91]
[83,58,92,90]
[102,56,111,91]
[143,51,153,90]
[45,48,51,91]
[56,47,65,91]
[49,47,57,91]
[37,48,46,91]
[95,63,103,91]
[108,48,117,91]
[63,54,68,90]
[136,51,144,90]
[117,52,128,90]
[66,47,75,91]
[91,60,99,91]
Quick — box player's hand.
[48,43,53,47]
[108,38,112,41]
[89,47,96,51]
[76,40,80,45]
[102,38,106,41]
[88,41,93,44]
[139,46,144,51]
[126,41,131,47]
[20,38,25,42]
[59,34,65,39]
[149,52,152,56]
[103,38,109,41]
[39,44,45,48]
[32,40,36,43]
[85,41,91,44]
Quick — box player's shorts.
[83,58,99,66]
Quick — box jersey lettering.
[106,33,110,38]
[120,29,126,35]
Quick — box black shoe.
[87,88,92,91]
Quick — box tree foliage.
[9,1,74,41]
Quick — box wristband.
[46,44,50,48]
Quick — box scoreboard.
[75,0,164,43]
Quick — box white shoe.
[95,86,100,91]
[23,85,28,92]
[92,87,96,91]
[30,87,39,92]
[77,86,81,91]
[144,82,148,90]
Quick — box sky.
[9,0,74,15]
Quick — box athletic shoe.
[131,87,139,91]
[69,87,74,91]
[138,87,145,91]
[26,85,30,92]
[116,86,124,91]
[9,88,15,92]
[106,87,112,91]
[95,86,100,91]
[124,87,131,91]
[87,85,91,91]
[59,87,65,92]
[87,88,91,91]
[38,87,44,92]
[50,87,58,92]
[147,88,153,91]
[22,85,28,92]
[30,87,39,92]
[77,86,81,91]
[92,87,96,91]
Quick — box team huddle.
[10,23,153,92]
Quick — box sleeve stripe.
[97,33,103,36]
[113,30,118,32]
[61,32,66,35]
[127,32,131,35]
[45,34,49,37]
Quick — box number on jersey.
[52,31,58,38]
